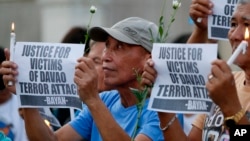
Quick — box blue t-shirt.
[70,90,164,141]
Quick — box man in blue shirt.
[71,17,163,141]
[1,17,163,141]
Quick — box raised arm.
[187,0,214,43]
[74,57,135,141]
[142,59,189,141]
[0,48,17,93]
[0,48,83,141]
[21,108,83,141]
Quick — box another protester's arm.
[22,108,83,141]
[142,59,206,141]
[158,112,188,141]
[187,0,213,43]
[156,60,250,141]
[0,48,17,93]
[0,49,83,141]
[0,51,56,141]
[141,59,189,141]
[22,108,58,141]
[206,60,250,125]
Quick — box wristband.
[159,115,176,131]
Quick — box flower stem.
[157,0,167,42]
[131,86,148,140]
[85,13,93,45]
[131,106,143,140]
[163,0,182,42]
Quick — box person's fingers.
[0,61,18,76]
[191,0,213,9]
[2,75,17,87]
[211,60,231,73]
[141,59,157,87]
[75,57,95,73]
[210,60,232,81]
[141,72,154,87]
[190,0,213,21]
[207,73,214,82]
[74,57,97,89]
[4,48,10,61]
[1,60,17,70]
[83,57,95,70]
[143,59,155,76]
[206,60,235,95]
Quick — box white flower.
[85,5,97,45]
[172,0,181,9]
[90,5,97,14]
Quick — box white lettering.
[187,100,207,110]
[234,129,247,136]
[46,96,66,105]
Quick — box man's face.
[102,36,150,88]
[87,42,112,92]
[228,3,250,68]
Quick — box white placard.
[208,0,238,40]
[148,43,218,114]
[14,42,85,110]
